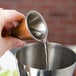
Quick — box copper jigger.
[11,19,31,40]
[2,10,48,41]
[2,19,31,40]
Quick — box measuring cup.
[2,10,48,42]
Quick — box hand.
[0,8,26,56]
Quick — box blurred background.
[0,0,76,45]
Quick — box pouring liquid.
[31,29,48,70]
[42,38,48,70]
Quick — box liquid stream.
[42,39,48,70]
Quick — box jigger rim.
[25,10,48,42]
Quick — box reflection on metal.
[16,42,76,76]
[24,65,31,76]
[26,10,48,42]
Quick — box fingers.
[0,37,26,56]
[0,9,25,38]
[0,9,25,25]
[3,37,26,48]
[4,10,25,22]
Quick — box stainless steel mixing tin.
[16,42,76,76]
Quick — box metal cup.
[2,10,48,42]
[26,10,48,42]
[16,42,76,76]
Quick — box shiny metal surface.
[16,42,76,76]
[2,10,48,42]
[26,10,48,42]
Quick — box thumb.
[0,37,26,56]
[3,37,26,49]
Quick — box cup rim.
[16,42,76,71]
